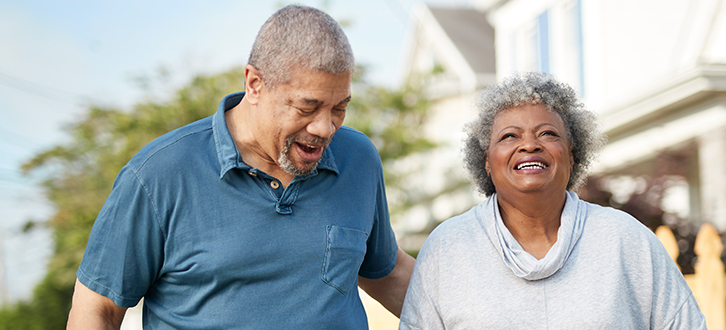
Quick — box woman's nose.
[519,134,541,152]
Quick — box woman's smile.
[485,104,573,196]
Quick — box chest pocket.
[322,225,368,294]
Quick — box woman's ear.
[485,155,491,177]
[244,64,264,106]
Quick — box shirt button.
[270,181,280,189]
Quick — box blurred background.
[2,0,726,328]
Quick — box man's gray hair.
[248,5,355,89]
[463,72,607,197]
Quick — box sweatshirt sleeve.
[662,293,706,329]
[399,231,445,330]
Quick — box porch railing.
[656,223,725,330]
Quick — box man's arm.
[67,279,128,330]
[358,248,416,317]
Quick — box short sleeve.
[663,294,706,329]
[399,229,445,330]
[357,162,398,279]
[76,165,165,307]
[647,232,707,329]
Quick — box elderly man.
[66,5,414,329]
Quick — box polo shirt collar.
[212,92,339,179]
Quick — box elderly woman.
[399,73,705,329]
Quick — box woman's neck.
[496,190,567,259]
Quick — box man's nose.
[307,109,336,139]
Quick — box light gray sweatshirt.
[399,192,705,329]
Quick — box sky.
[0,0,471,303]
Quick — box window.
[537,10,551,73]
[513,9,551,73]
[565,0,585,95]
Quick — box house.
[397,0,726,250]
[394,4,496,250]
[479,0,726,231]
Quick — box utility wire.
[0,166,24,174]
[0,192,54,207]
[0,71,90,107]
[0,190,54,208]
[387,0,412,26]
[0,127,43,149]
[0,71,78,104]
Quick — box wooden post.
[655,226,680,269]
[694,223,725,330]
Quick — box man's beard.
[278,134,331,176]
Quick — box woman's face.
[485,104,573,197]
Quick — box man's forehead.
[288,95,351,106]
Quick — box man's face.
[254,67,351,176]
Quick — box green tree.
[0,65,434,328]
[347,66,437,217]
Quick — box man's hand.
[358,248,416,317]
[67,279,128,330]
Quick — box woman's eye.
[542,131,558,137]
[500,133,516,140]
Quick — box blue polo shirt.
[77,92,398,329]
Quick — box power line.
[0,195,52,208]
[0,171,44,191]
[0,71,86,106]
[0,117,46,141]
[0,191,48,208]
[0,129,43,150]
[0,166,24,175]
[387,0,412,26]
[0,175,30,186]
[0,231,8,305]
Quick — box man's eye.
[295,107,315,114]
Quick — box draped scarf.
[477,191,588,281]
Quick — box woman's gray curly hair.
[463,72,606,197]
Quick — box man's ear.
[244,64,264,106]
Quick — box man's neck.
[225,100,294,187]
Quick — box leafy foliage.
[0,65,434,327]
[579,152,698,274]
[347,67,437,216]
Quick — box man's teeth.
[516,162,547,170]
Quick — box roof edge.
[601,64,726,136]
